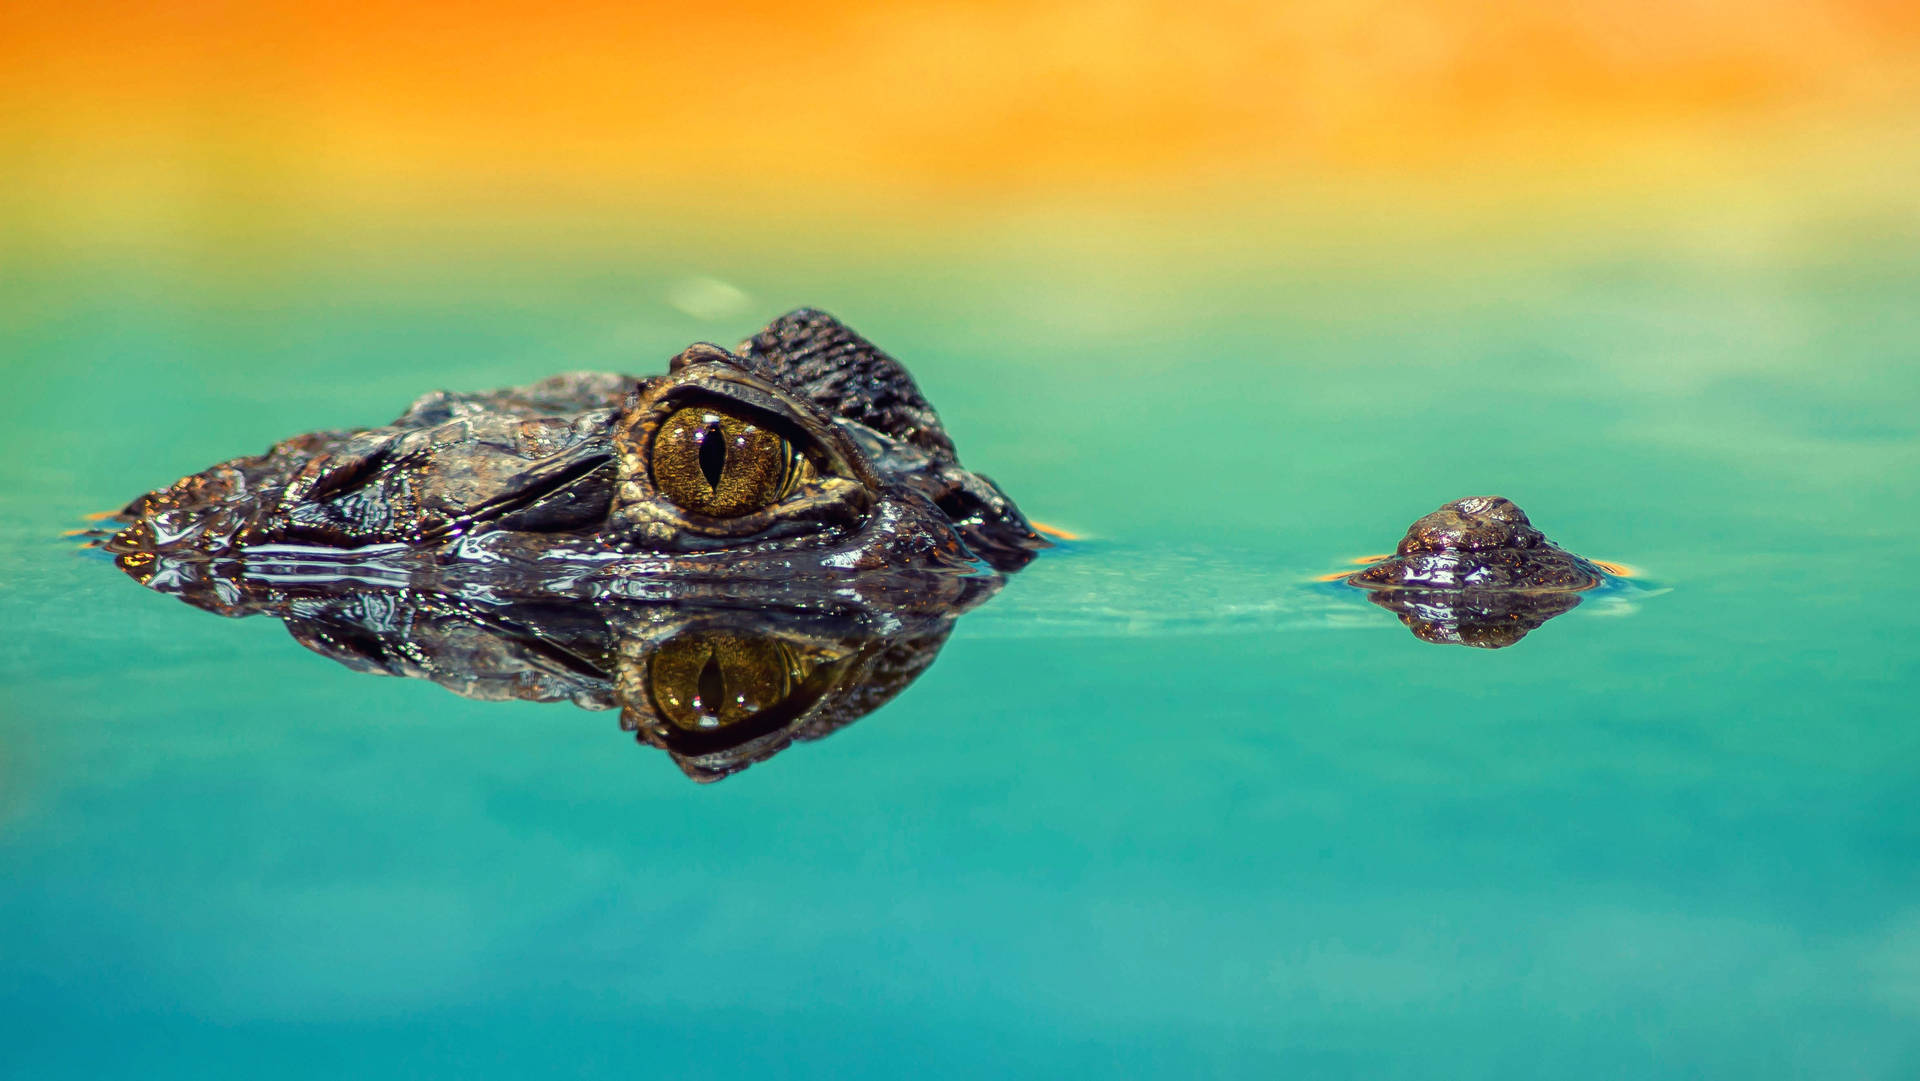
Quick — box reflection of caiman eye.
[651,405,801,518]
[648,632,808,732]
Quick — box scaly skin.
[1344,496,1611,648]
[101,310,1047,594]
[92,310,1038,781]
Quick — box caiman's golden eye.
[648,633,806,732]
[651,405,800,517]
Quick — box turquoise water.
[5,230,1919,1078]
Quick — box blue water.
[4,234,1919,1078]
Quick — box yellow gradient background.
[7,1,1919,257]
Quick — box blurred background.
[7,4,1920,1079]
[7,1,1918,293]
[8,0,1919,535]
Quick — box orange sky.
[5,1,1918,235]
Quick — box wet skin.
[1342,496,1613,648]
[92,310,1041,781]
[100,309,1047,595]
[126,571,997,783]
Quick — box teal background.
[4,225,1919,1078]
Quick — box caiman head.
[101,309,1047,590]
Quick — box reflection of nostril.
[697,654,726,721]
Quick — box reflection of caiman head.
[612,606,964,782]
[1355,586,1584,649]
[1341,496,1616,649]
[98,309,1047,589]
[124,575,996,783]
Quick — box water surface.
[4,233,1918,1078]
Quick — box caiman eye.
[651,405,801,517]
[647,632,807,732]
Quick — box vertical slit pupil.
[698,421,727,490]
[697,654,726,715]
